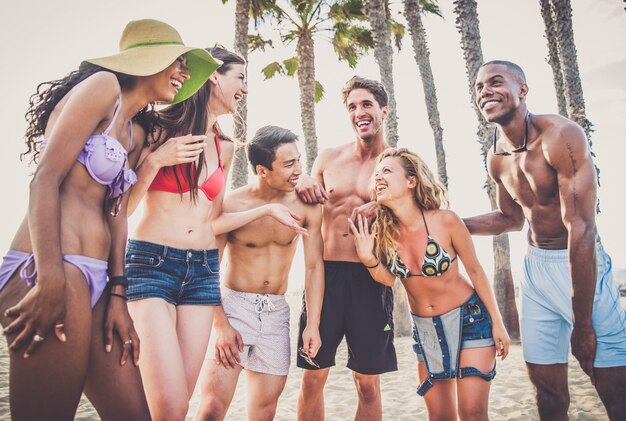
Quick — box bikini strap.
[128,120,133,149]
[420,210,431,235]
[102,92,123,136]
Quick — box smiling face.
[346,88,388,143]
[209,63,248,115]
[474,63,528,124]
[258,142,303,192]
[372,156,415,207]
[146,55,190,103]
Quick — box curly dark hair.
[21,63,158,165]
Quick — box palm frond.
[283,56,300,76]
[261,61,285,79]
[248,34,274,52]
[315,81,325,102]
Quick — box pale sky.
[1,0,624,287]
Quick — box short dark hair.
[248,126,299,174]
[341,76,388,108]
[481,60,526,83]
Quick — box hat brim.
[82,46,221,104]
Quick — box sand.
[1,295,622,420]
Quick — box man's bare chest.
[323,161,374,203]
[498,154,559,207]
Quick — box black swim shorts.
[297,260,397,375]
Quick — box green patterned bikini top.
[387,211,457,278]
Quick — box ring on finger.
[33,334,45,342]
[124,338,133,345]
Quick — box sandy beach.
[1,294,621,420]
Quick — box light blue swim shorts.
[521,242,626,367]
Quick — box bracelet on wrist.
[109,292,127,301]
[364,260,379,269]
[108,275,129,289]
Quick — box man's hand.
[296,175,329,204]
[214,322,244,369]
[350,202,377,227]
[301,325,322,358]
[571,323,596,384]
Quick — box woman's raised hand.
[348,215,378,267]
[265,204,308,236]
[152,134,207,167]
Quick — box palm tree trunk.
[551,0,591,137]
[539,0,568,117]
[363,0,399,147]
[362,0,407,334]
[231,0,251,188]
[453,0,520,340]
[550,0,599,200]
[403,0,448,188]
[296,31,318,174]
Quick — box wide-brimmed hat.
[82,19,221,104]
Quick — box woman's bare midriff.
[132,190,217,250]
[402,267,475,318]
[10,168,112,260]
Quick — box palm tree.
[540,0,599,202]
[539,0,568,117]
[550,0,592,139]
[231,0,251,188]
[362,0,405,147]
[453,0,520,340]
[254,0,374,172]
[403,0,447,187]
[220,0,276,188]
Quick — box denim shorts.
[412,291,495,362]
[410,292,496,395]
[125,239,221,306]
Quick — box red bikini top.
[148,130,225,201]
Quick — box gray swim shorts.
[219,286,291,376]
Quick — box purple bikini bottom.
[0,250,108,308]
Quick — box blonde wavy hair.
[372,148,449,266]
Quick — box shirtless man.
[296,76,397,421]
[464,60,626,421]
[194,126,324,421]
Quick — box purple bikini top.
[41,93,137,201]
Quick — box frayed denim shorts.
[125,239,221,306]
[411,291,496,396]
[412,291,495,362]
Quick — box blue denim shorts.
[125,239,221,306]
[412,291,495,362]
[411,291,496,395]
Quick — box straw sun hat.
[83,19,221,104]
